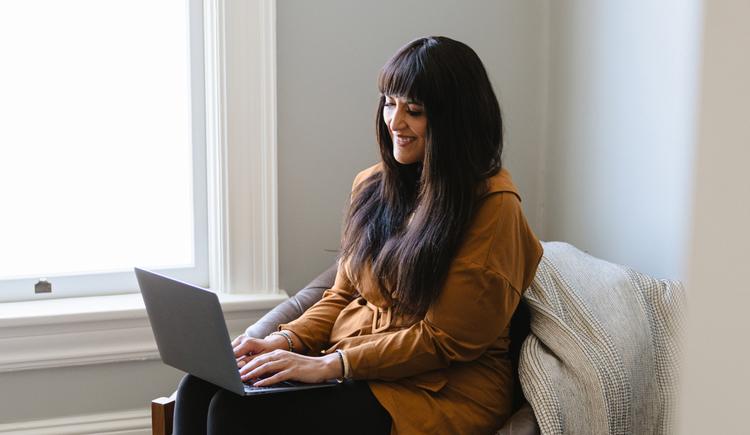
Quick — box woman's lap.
[174,374,392,435]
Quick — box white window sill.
[0,291,288,373]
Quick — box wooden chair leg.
[151,393,176,435]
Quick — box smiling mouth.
[394,136,416,146]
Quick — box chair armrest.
[151,392,176,435]
[495,402,540,435]
[244,263,338,338]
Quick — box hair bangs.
[377,44,427,104]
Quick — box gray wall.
[277,0,549,293]
[543,0,701,278]
[541,0,702,279]
[0,361,182,423]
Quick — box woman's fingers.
[236,355,252,368]
[237,351,334,385]
[239,350,280,376]
[252,369,292,387]
[236,352,262,367]
[241,357,287,382]
[233,336,263,357]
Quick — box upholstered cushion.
[519,241,685,434]
[244,263,337,339]
[496,403,540,435]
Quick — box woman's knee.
[177,374,216,399]
[207,390,282,435]
[174,375,222,435]
[207,390,248,434]
[175,374,220,419]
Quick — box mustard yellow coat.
[280,164,543,434]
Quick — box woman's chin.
[395,156,417,165]
[393,150,424,165]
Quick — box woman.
[174,36,543,435]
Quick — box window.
[0,0,209,301]
[0,0,279,303]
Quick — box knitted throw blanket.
[518,242,686,435]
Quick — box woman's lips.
[394,135,416,146]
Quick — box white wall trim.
[0,408,150,435]
[0,292,287,373]
[257,0,279,295]
[206,0,279,295]
[204,0,231,295]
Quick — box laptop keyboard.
[243,379,299,390]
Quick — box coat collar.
[483,167,521,201]
[362,163,520,200]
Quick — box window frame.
[0,0,279,302]
[205,0,279,295]
[0,0,210,301]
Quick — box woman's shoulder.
[455,168,543,293]
[482,167,520,200]
[351,162,383,191]
[472,167,524,226]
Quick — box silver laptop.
[135,267,339,396]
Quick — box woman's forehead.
[382,94,423,104]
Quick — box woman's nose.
[388,108,406,131]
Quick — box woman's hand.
[231,334,288,368]
[238,350,342,386]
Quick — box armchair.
[152,241,685,434]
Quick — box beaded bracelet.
[268,331,294,353]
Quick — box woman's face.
[383,95,427,164]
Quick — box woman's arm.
[272,165,380,354]
[274,262,358,355]
[238,262,521,385]
[233,265,357,385]
[344,262,521,380]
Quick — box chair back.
[508,299,532,411]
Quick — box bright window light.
[0,1,200,287]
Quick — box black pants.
[174,375,392,435]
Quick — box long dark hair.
[341,36,504,316]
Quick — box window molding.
[0,292,287,373]
[206,0,279,295]
[0,408,150,435]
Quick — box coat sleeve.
[277,164,381,354]
[277,264,358,355]
[342,262,521,380]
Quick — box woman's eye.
[407,110,423,116]
[384,102,395,107]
